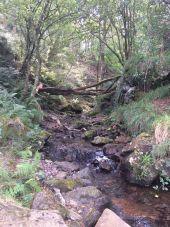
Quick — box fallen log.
[38,76,120,96]
[38,87,100,96]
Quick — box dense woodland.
[0,0,170,226]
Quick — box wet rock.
[64,186,109,227]
[92,136,113,145]
[45,139,97,162]
[95,208,130,227]
[103,144,119,158]
[44,179,83,192]
[99,159,115,172]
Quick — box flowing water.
[42,112,170,227]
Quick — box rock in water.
[63,186,109,227]
[99,159,115,172]
[95,208,130,227]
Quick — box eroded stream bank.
[40,111,170,227]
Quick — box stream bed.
[41,111,170,227]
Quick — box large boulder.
[63,186,109,227]
[0,198,67,227]
[122,133,159,186]
[95,208,130,227]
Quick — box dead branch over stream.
[38,76,120,96]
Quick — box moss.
[45,179,83,192]
[84,130,96,140]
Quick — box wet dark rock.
[99,159,116,172]
[63,186,109,227]
[43,136,98,162]
[103,144,119,158]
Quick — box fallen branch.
[75,76,120,91]
[38,76,120,96]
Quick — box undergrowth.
[110,85,170,135]
[0,88,45,206]
[0,150,41,207]
[111,85,170,190]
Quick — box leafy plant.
[134,153,154,180]
[0,151,41,207]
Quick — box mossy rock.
[71,102,83,113]
[74,120,90,129]
[45,178,83,192]
[83,130,97,140]
[50,95,68,106]
[60,102,83,113]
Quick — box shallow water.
[92,170,170,227]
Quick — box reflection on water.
[92,170,170,227]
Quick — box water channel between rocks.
[41,112,170,227]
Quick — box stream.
[40,111,170,227]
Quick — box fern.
[15,147,33,159]
[16,163,36,178]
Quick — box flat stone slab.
[95,208,131,227]
[0,198,68,227]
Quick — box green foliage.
[110,85,170,135]
[0,88,44,150]
[159,170,170,191]
[0,150,41,207]
[152,140,170,159]
[133,152,154,180]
